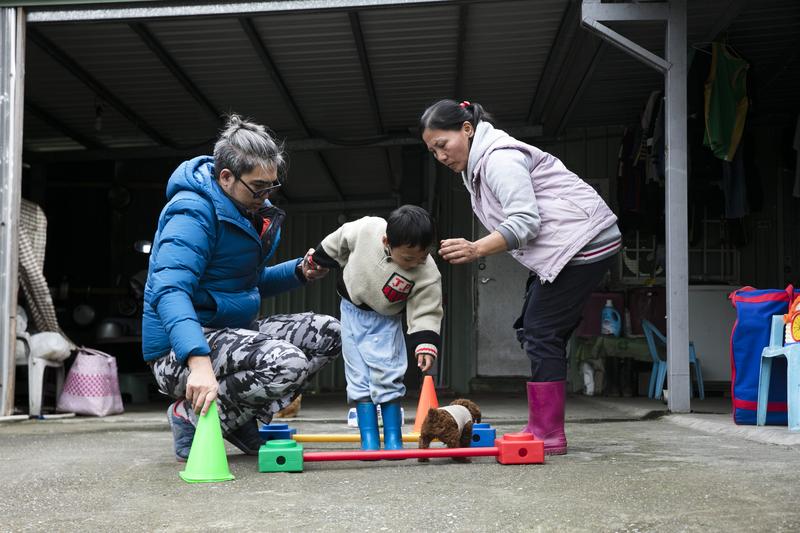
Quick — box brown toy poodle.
[418,399,482,463]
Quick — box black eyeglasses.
[237,177,282,199]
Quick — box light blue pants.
[340,298,407,404]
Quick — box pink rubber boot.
[521,380,567,455]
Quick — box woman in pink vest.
[420,100,621,455]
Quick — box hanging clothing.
[19,199,72,344]
[704,42,749,161]
[722,143,748,219]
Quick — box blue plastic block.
[470,423,496,447]
[259,423,298,442]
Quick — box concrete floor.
[1,394,799,532]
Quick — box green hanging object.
[179,400,235,483]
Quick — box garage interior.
[4,0,799,413]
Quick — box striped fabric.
[568,224,622,266]
[19,199,72,344]
[415,342,438,358]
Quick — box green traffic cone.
[179,400,235,483]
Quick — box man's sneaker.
[223,418,263,455]
[167,401,196,462]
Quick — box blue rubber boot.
[380,402,403,450]
[356,401,380,451]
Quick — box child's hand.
[302,248,329,281]
[417,353,435,372]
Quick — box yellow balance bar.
[293,433,422,443]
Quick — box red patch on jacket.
[383,273,414,303]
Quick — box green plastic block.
[258,439,304,473]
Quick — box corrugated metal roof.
[21,0,800,202]
[461,0,567,125]
[34,22,221,145]
[146,17,302,136]
[251,11,376,137]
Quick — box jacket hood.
[463,121,511,190]
[165,155,271,224]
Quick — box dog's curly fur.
[418,399,481,463]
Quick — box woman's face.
[422,122,474,173]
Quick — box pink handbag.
[57,347,124,416]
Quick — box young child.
[311,205,443,451]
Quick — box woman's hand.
[302,248,329,281]
[439,238,481,264]
[186,356,219,415]
[439,232,509,264]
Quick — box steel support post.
[0,7,25,416]
[664,0,690,413]
[581,0,690,412]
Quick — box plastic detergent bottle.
[600,300,622,337]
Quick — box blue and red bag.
[729,286,797,425]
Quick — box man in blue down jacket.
[143,115,341,461]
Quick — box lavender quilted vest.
[468,131,617,283]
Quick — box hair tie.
[459,100,471,108]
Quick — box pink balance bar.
[302,432,544,465]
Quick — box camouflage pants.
[151,312,341,432]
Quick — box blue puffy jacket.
[142,156,303,363]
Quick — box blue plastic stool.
[470,423,496,447]
[642,320,705,400]
[259,423,298,441]
[757,316,800,432]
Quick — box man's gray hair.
[213,114,287,182]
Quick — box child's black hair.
[386,205,435,250]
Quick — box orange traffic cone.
[413,375,439,432]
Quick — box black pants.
[519,257,614,382]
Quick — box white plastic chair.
[17,335,65,416]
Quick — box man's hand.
[417,353,435,372]
[186,355,218,415]
[302,248,329,281]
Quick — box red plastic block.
[494,432,544,464]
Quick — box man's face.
[219,165,280,212]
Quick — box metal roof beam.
[347,11,397,197]
[26,1,456,24]
[581,0,669,73]
[22,125,545,161]
[555,43,606,136]
[25,101,106,150]
[527,1,578,124]
[349,11,383,134]
[26,1,457,23]
[453,3,468,99]
[128,22,222,124]
[581,1,668,22]
[315,153,346,201]
[239,17,310,135]
[277,197,398,213]
[239,17,345,201]
[27,27,174,146]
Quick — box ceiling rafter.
[28,27,174,147]
[239,16,345,201]
[25,101,106,150]
[129,22,223,124]
[453,4,469,99]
